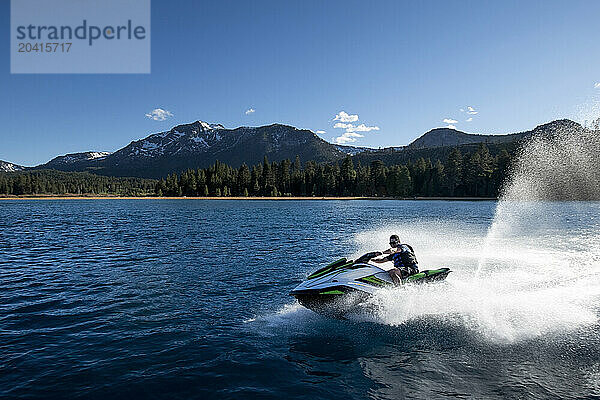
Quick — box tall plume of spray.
[478,120,600,274]
[500,120,600,201]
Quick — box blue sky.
[2,0,600,166]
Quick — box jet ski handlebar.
[354,251,384,264]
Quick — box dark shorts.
[389,264,419,284]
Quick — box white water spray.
[356,123,600,342]
[478,122,600,274]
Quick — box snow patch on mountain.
[0,161,25,172]
[87,152,110,160]
[335,145,369,155]
[190,136,209,147]
[50,151,111,165]
[199,121,225,131]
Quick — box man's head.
[389,234,400,248]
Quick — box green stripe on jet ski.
[406,272,426,280]
[357,275,390,287]
[307,260,354,280]
[405,268,450,282]
[306,258,345,279]
[319,290,345,295]
[426,268,449,275]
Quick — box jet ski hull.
[291,286,371,317]
[290,256,451,316]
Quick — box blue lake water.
[1,200,599,399]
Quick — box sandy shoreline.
[0,196,496,201]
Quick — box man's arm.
[371,254,392,263]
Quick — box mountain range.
[0,119,586,179]
[407,119,583,149]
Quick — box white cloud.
[145,108,173,121]
[466,117,473,122]
[443,118,458,129]
[333,111,359,123]
[334,131,365,144]
[334,122,379,133]
[594,83,600,88]
[334,136,355,144]
[459,106,478,117]
[334,122,353,129]
[332,122,379,143]
[331,110,379,144]
[348,123,380,132]
[315,130,326,134]
[245,108,255,115]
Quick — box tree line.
[0,144,511,198]
[0,170,156,196]
[155,144,511,198]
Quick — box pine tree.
[341,155,356,195]
[370,160,386,196]
[444,148,463,196]
[237,164,251,196]
[430,160,445,196]
[279,159,291,194]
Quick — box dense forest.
[0,170,156,196]
[0,144,511,198]
[153,144,510,197]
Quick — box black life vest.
[391,244,418,270]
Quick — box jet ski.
[290,252,450,316]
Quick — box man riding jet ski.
[290,235,450,316]
[371,234,420,285]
